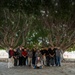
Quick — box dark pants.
[19,56,23,66]
[14,58,18,66]
[22,57,26,66]
[46,56,50,66]
[56,56,61,66]
[32,57,36,66]
[50,57,55,66]
[34,66,42,69]
[54,55,57,65]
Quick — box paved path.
[0,62,75,75]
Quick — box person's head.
[14,49,16,52]
[22,46,24,49]
[49,46,51,48]
[37,57,40,60]
[9,47,13,50]
[34,48,36,51]
[54,46,57,49]
[24,48,27,51]
[57,47,60,50]
[27,48,29,50]
[37,50,40,52]
[45,47,48,50]
[19,47,22,50]
[51,47,54,50]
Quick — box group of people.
[8,46,63,68]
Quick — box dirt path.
[0,62,75,75]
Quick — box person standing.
[8,47,14,68]
[22,48,27,66]
[17,47,23,66]
[40,47,46,66]
[45,48,50,66]
[32,48,36,66]
[13,49,18,66]
[49,47,55,66]
[53,47,57,66]
[35,50,42,60]
[28,50,32,66]
[55,47,63,66]
[9,47,14,58]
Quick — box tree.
[0,0,75,51]
[39,0,75,51]
[0,9,22,49]
[0,8,34,49]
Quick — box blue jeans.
[56,56,61,66]
[34,65,42,69]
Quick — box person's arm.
[53,51,55,57]
[61,50,63,54]
[50,54,53,57]
[52,53,54,56]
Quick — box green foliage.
[0,0,75,50]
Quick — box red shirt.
[9,50,14,57]
[22,51,27,57]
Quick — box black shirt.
[49,49,55,55]
[32,50,36,58]
[45,50,49,56]
[40,49,46,55]
[14,51,18,57]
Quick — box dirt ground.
[0,62,75,75]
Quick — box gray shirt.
[55,49,62,57]
[17,49,22,57]
[28,51,32,58]
[35,51,42,58]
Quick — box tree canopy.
[0,0,75,51]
